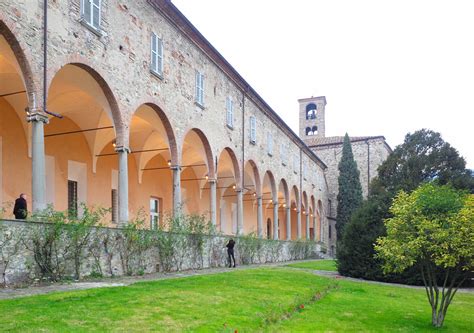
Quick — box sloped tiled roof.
[306,136,387,148]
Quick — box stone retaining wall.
[0,219,325,287]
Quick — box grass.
[0,266,473,332]
[287,259,338,272]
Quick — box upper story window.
[249,116,257,144]
[280,144,287,166]
[81,0,101,32]
[267,132,273,156]
[150,33,164,77]
[195,71,204,107]
[306,103,317,120]
[293,154,299,173]
[226,96,233,128]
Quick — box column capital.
[208,178,217,183]
[26,107,49,124]
[235,188,243,193]
[170,164,181,171]
[115,146,131,153]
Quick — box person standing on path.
[13,193,28,219]
[226,239,236,268]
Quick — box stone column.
[273,200,279,240]
[297,209,302,239]
[171,165,181,216]
[116,146,130,224]
[236,189,244,235]
[306,212,310,240]
[285,206,291,240]
[257,196,263,238]
[28,108,49,212]
[209,178,217,227]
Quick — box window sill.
[195,101,205,110]
[226,124,234,130]
[249,140,256,145]
[267,152,273,157]
[79,18,103,37]
[150,69,164,80]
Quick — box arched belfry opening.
[298,96,326,139]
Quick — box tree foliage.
[336,133,363,240]
[375,183,474,328]
[374,129,474,194]
[338,129,474,282]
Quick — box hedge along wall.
[0,219,325,287]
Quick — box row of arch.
[0,17,325,241]
[305,126,318,136]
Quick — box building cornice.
[147,0,327,170]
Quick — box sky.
[172,0,473,169]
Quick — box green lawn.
[0,267,473,332]
[287,259,338,272]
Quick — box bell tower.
[298,96,326,139]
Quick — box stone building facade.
[299,97,392,252]
[0,1,332,246]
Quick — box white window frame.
[249,116,257,144]
[267,132,273,156]
[280,144,287,166]
[226,96,233,129]
[150,197,160,230]
[293,154,299,174]
[150,33,164,77]
[81,0,101,32]
[195,71,204,107]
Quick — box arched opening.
[278,179,290,240]
[129,103,177,228]
[45,63,120,219]
[0,27,32,213]
[312,126,318,136]
[290,185,300,240]
[302,191,309,239]
[306,103,317,120]
[242,160,261,234]
[305,127,312,136]
[310,195,316,241]
[180,128,214,219]
[216,147,240,235]
[317,200,323,242]
[262,171,277,239]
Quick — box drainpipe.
[236,88,246,235]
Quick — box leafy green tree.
[336,133,363,240]
[375,183,474,328]
[338,129,474,281]
[375,129,474,194]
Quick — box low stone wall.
[0,219,324,287]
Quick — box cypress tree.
[335,133,363,240]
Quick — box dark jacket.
[226,240,235,253]
[13,197,28,219]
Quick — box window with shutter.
[81,0,101,31]
[226,96,233,128]
[249,116,256,144]
[111,189,118,224]
[151,33,164,77]
[68,180,78,218]
[267,132,273,156]
[195,71,204,106]
[281,144,287,166]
